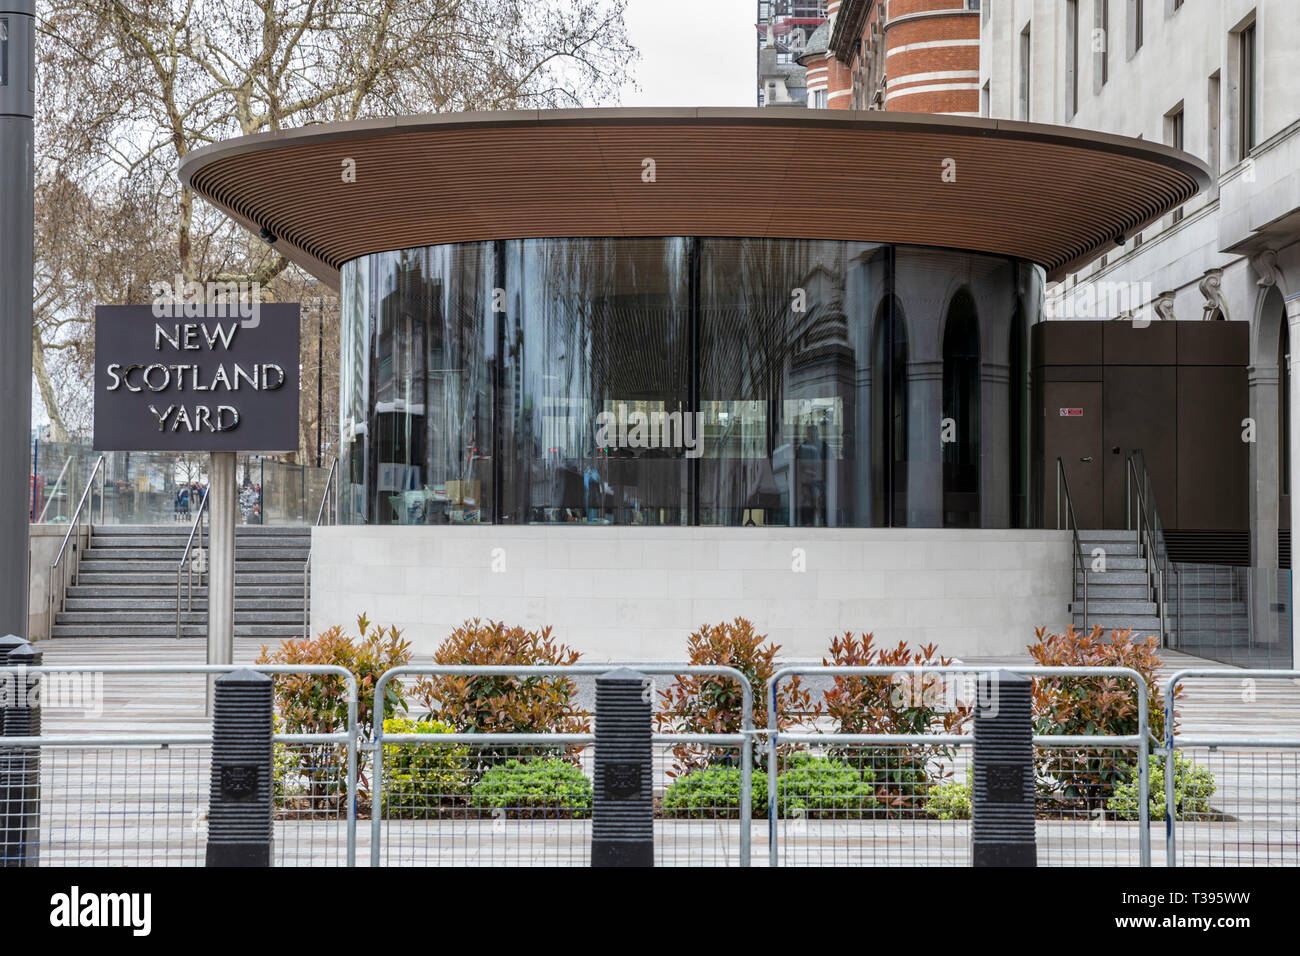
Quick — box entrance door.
[1044,381,1102,528]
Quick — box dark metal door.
[1044,381,1102,528]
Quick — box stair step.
[1071,613,1162,635]
[1075,570,1149,585]
[92,525,312,535]
[88,535,309,548]
[1076,556,1149,571]
[1074,584,1151,600]
[55,609,304,624]
[48,623,305,638]
[67,585,305,598]
[78,572,306,585]
[1069,600,1158,615]
[64,597,300,611]
[81,547,308,561]
[74,559,306,572]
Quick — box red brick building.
[799,0,980,115]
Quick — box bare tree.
[33,0,637,455]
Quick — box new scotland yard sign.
[93,303,300,452]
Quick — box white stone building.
[981,0,1300,574]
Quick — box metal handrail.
[303,458,338,638]
[175,488,210,639]
[36,455,73,523]
[1056,457,1089,632]
[1126,450,1170,642]
[47,455,105,633]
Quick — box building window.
[1239,21,1257,157]
[1128,0,1143,57]
[1166,104,1185,222]
[1097,0,1110,87]
[981,80,990,118]
[812,89,827,109]
[1018,24,1031,121]
[1208,71,1221,188]
[1066,1,1079,118]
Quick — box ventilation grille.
[1281,529,1290,571]
[1164,530,1250,567]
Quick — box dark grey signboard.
[94,303,301,452]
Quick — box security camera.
[259,227,277,244]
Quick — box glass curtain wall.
[340,239,1040,528]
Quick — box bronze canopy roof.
[180,108,1210,289]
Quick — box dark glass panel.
[942,290,981,528]
[499,238,691,525]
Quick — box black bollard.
[591,667,653,867]
[0,635,41,866]
[205,668,274,866]
[972,669,1036,867]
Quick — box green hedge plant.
[381,717,469,819]
[470,758,593,819]
[1106,753,1216,821]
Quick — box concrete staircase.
[1069,529,1163,640]
[50,525,311,639]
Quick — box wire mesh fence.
[373,738,595,866]
[1165,669,1300,867]
[271,738,354,866]
[767,740,973,866]
[1164,746,1299,866]
[24,742,210,866]
[1033,742,1146,867]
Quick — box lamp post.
[0,1,34,637]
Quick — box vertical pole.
[1286,299,1300,667]
[207,452,236,713]
[0,634,41,866]
[316,300,324,469]
[205,669,274,866]
[591,668,653,867]
[0,1,35,639]
[972,669,1036,866]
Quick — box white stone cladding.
[311,526,1073,660]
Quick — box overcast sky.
[617,0,756,107]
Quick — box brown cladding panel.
[1033,321,1102,367]
[1101,366,1178,528]
[1177,365,1249,530]
[1103,322,1177,365]
[1177,321,1249,366]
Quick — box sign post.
[94,303,300,705]
[0,1,34,638]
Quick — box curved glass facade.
[339,239,1042,528]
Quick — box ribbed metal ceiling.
[180,109,1210,290]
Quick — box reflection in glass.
[500,238,690,525]
[339,238,1040,529]
[943,290,981,527]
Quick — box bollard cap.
[597,667,648,684]
[214,668,273,686]
[0,634,31,666]
[6,641,41,667]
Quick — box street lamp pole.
[0,1,35,637]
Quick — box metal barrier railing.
[367,664,754,867]
[35,454,73,524]
[46,455,105,632]
[766,664,1154,867]
[1056,457,1090,632]
[302,457,337,638]
[175,488,210,639]
[1164,669,1300,867]
[0,664,358,867]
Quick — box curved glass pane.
[339,238,1041,528]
